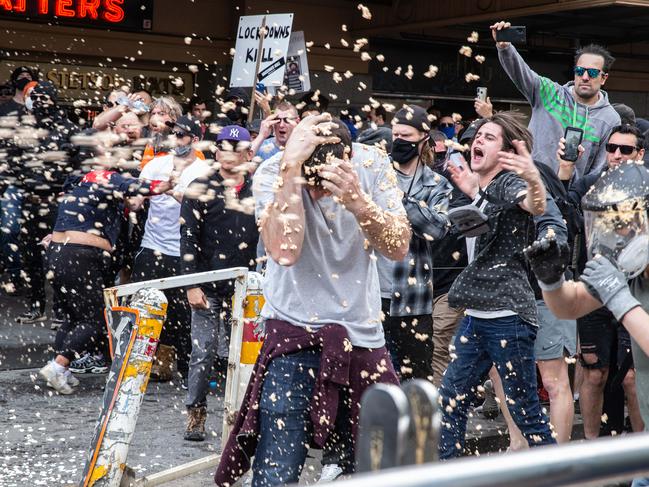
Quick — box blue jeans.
[252,348,322,487]
[0,186,23,283]
[438,315,556,459]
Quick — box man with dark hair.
[376,104,451,382]
[189,96,209,139]
[558,123,646,440]
[439,111,555,458]
[215,113,410,485]
[358,104,393,151]
[493,21,620,177]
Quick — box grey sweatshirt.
[498,44,620,177]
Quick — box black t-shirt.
[448,171,537,325]
[0,99,24,117]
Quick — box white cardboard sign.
[230,13,294,88]
[283,30,311,93]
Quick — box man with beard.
[140,96,184,168]
[128,116,210,382]
[493,20,620,176]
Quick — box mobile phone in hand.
[477,87,488,102]
[495,26,527,44]
[563,126,584,162]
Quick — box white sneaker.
[39,362,73,395]
[318,464,343,483]
[64,370,80,387]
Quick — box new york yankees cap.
[217,124,251,142]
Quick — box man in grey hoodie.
[492,21,620,178]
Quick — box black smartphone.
[495,26,527,44]
[563,126,584,162]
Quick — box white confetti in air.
[358,3,372,19]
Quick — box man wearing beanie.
[181,125,259,441]
[376,104,452,382]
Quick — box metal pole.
[319,432,649,487]
[247,15,266,125]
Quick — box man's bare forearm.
[524,176,546,216]
[260,158,306,266]
[543,280,602,319]
[353,194,410,261]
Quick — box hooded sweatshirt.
[498,44,620,178]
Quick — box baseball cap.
[217,125,251,143]
[172,115,202,138]
[392,104,432,133]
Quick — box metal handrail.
[325,432,649,487]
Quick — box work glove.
[580,256,640,322]
[524,234,571,290]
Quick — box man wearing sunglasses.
[492,20,620,178]
[251,100,300,161]
[557,123,646,443]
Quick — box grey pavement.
[0,289,593,487]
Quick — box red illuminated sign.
[0,0,152,30]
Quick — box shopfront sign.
[1,61,192,101]
[0,0,153,31]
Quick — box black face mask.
[14,78,31,91]
[391,136,427,164]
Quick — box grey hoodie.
[498,44,620,177]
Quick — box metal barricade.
[80,268,249,487]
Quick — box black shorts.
[577,307,634,369]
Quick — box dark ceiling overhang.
[350,0,649,40]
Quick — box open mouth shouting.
[472,146,485,163]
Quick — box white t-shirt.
[253,143,405,348]
[140,155,211,256]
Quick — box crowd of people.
[2,19,649,487]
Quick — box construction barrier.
[80,288,168,487]
[222,271,264,440]
[78,268,249,487]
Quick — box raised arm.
[492,21,541,105]
[256,113,340,266]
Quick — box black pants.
[49,243,110,361]
[382,298,434,382]
[20,197,56,313]
[131,247,191,378]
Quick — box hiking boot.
[476,379,500,419]
[69,353,109,374]
[39,361,73,395]
[16,308,46,324]
[184,406,207,442]
[318,464,344,483]
[150,344,175,382]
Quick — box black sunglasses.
[439,122,454,128]
[574,66,603,78]
[605,143,638,155]
[172,131,190,138]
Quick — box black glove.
[524,235,571,290]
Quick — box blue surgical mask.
[441,125,455,139]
